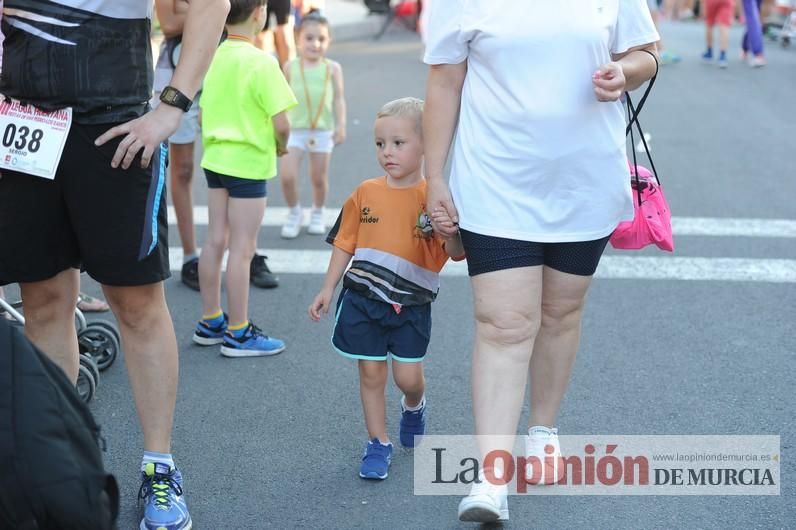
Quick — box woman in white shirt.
[423,0,659,522]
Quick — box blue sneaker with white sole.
[359,438,393,479]
[138,462,192,530]
[220,321,286,358]
[192,313,228,346]
[399,399,427,448]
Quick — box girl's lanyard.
[300,59,331,147]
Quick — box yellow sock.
[202,310,223,321]
[228,321,249,332]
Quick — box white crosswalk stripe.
[168,206,796,239]
[168,248,796,283]
[167,207,796,282]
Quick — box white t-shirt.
[424,0,659,242]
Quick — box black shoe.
[181,257,200,291]
[250,254,279,289]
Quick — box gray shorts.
[150,92,200,145]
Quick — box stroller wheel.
[76,364,97,403]
[80,353,100,389]
[781,36,791,47]
[86,320,122,348]
[79,325,120,371]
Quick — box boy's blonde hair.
[376,97,424,133]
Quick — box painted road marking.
[169,249,796,283]
[168,207,796,239]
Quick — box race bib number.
[0,99,72,180]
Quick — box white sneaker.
[457,473,509,522]
[526,425,564,485]
[280,207,302,239]
[307,207,326,235]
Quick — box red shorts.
[704,0,734,26]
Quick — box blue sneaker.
[717,51,728,68]
[701,49,713,63]
[399,399,427,448]
[138,463,192,530]
[359,439,393,479]
[192,313,228,346]
[220,321,285,358]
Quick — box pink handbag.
[609,52,674,252]
[609,163,674,251]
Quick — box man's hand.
[592,62,626,102]
[308,288,334,321]
[94,104,184,169]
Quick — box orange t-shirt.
[326,177,455,307]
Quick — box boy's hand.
[308,289,333,321]
[276,142,289,157]
[430,207,459,236]
[592,62,626,102]
[333,127,346,145]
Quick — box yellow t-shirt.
[326,177,460,307]
[200,39,297,180]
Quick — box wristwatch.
[159,86,192,112]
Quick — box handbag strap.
[625,48,659,136]
[625,49,660,206]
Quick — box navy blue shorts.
[332,289,431,363]
[460,229,610,277]
[204,169,267,198]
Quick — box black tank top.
[0,0,153,124]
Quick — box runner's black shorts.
[264,0,291,29]
[0,122,170,287]
[460,229,610,277]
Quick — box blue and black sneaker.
[138,462,192,530]
[399,398,427,448]
[220,321,285,358]
[192,313,228,346]
[359,438,393,480]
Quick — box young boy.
[703,0,736,67]
[193,0,297,357]
[308,98,465,480]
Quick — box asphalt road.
[64,20,796,529]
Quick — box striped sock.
[202,310,224,326]
[228,321,249,338]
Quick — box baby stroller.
[0,295,121,404]
[765,0,796,46]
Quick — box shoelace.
[363,443,390,462]
[138,472,183,511]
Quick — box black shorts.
[204,169,267,198]
[460,229,610,277]
[0,122,170,287]
[332,289,431,363]
[264,0,291,29]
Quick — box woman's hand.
[426,177,459,238]
[592,61,626,102]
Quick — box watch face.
[165,88,177,103]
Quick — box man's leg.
[20,268,81,382]
[102,281,177,453]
